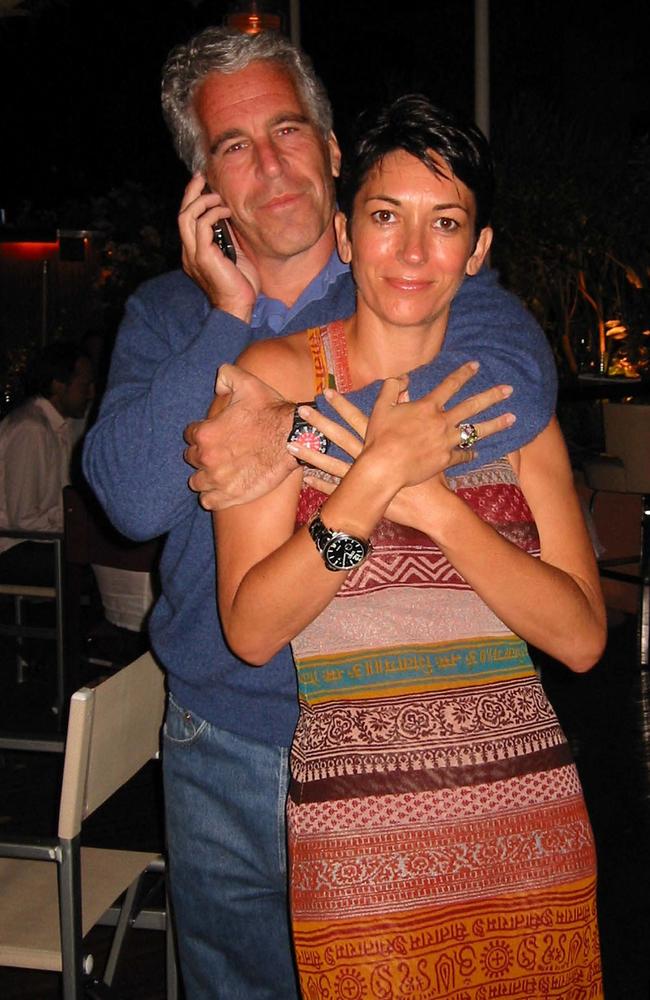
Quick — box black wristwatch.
[308,513,372,572]
[287,402,329,464]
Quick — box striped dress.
[287,322,602,999]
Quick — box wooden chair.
[582,400,650,668]
[0,651,177,999]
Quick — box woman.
[215,95,606,998]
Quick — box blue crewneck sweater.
[83,265,556,747]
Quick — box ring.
[458,422,479,450]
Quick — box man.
[0,341,94,586]
[83,26,557,1000]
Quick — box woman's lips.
[384,277,432,292]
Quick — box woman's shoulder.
[236,330,314,400]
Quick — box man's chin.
[263,222,330,262]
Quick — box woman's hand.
[294,361,515,490]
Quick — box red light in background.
[0,241,59,260]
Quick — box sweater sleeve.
[319,267,558,469]
[441,266,558,448]
[82,273,254,541]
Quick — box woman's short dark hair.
[339,94,494,234]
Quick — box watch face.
[324,534,367,570]
[289,421,328,455]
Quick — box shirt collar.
[33,395,68,433]
[251,249,348,333]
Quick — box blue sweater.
[83,265,556,746]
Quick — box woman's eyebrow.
[364,194,469,213]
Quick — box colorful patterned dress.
[287,322,602,1000]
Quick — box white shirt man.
[0,345,94,585]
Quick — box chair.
[0,529,67,739]
[582,400,650,668]
[63,485,162,674]
[0,651,177,999]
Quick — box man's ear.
[328,131,342,178]
[334,210,351,263]
[465,226,493,276]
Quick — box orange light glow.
[225,12,281,34]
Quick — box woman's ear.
[465,226,493,276]
[334,210,352,264]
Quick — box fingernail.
[468,361,480,371]
[297,405,312,418]
[286,443,300,455]
[501,385,513,398]
[504,412,516,426]
[323,388,335,400]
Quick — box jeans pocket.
[163,694,208,746]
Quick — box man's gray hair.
[161,26,334,173]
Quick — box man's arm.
[82,273,255,540]
[442,266,558,452]
[5,419,63,532]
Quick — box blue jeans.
[162,695,299,1000]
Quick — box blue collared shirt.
[251,249,349,333]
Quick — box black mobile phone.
[212,220,237,264]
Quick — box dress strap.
[306,320,353,396]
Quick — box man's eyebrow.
[209,113,312,155]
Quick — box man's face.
[194,61,340,265]
[51,356,95,419]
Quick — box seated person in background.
[0,341,94,586]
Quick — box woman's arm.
[304,404,606,673]
[215,375,422,665]
[428,418,607,672]
[215,349,516,665]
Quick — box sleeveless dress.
[287,322,603,1000]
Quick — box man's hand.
[184,364,297,510]
[178,173,261,321]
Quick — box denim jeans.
[162,694,300,1000]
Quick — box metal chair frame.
[0,529,66,750]
[0,651,177,999]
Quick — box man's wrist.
[273,400,299,470]
[211,299,254,324]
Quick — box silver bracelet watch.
[308,513,372,572]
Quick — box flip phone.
[212,220,237,264]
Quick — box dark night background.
[2,0,649,226]
[1,0,649,375]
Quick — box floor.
[0,611,649,999]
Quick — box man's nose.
[255,138,284,178]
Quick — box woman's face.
[335,149,492,331]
